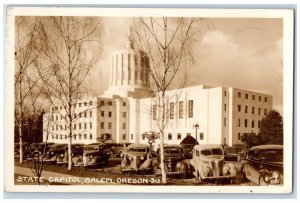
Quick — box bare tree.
[14,17,44,163]
[36,16,103,170]
[132,17,209,183]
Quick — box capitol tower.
[104,27,153,99]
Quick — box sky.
[87,17,283,114]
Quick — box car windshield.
[260,149,283,162]
[201,148,223,156]
[84,146,99,151]
[164,148,181,155]
[128,147,147,152]
[225,147,238,154]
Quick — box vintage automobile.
[56,144,84,165]
[224,145,247,162]
[107,143,132,157]
[121,143,152,174]
[43,144,67,164]
[14,142,30,159]
[153,144,188,178]
[190,144,239,182]
[26,142,55,161]
[74,143,110,168]
[243,145,283,186]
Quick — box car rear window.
[129,147,147,152]
[164,148,181,155]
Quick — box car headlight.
[223,165,230,173]
[205,166,211,173]
[272,171,280,179]
[176,162,182,169]
[60,154,64,157]
[140,156,144,161]
[51,152,54,155]
[89,155,94,159]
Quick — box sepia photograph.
[4,7,294,193]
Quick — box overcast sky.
[87,17,283,114]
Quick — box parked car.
[56,144,84,165]
[224,145,247,162]
[153,144,188,178]
[121,143,152,174]
[43,144,67,164]
[105,143,132,157]
[243,145,283,186]
[190,144,239,183]
[74,143,110,168]
[14,142,30,159]
[26,142,55,161]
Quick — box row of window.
[153,100,194,120]
[51,133,93,140]
[100,111,126,118]
[51,101,93,112]
[237,92,268,102]
[100,122,126,129]
[100,101,126,107]
[52,111,93,121]
[238,119,261,128]
[237,105,268,115]
[51,122,93,131]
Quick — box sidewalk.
[15,166,117,185]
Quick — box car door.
[245,149,261,185]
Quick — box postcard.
[4,7,294,193]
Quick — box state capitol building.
[43,32,273,149]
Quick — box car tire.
[259,176,268,186]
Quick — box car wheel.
[259,176,268,186]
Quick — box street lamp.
[193,123,199,141]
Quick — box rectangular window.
[252,120,255,128]
[153,105,157,120]
[83,134,86,139]
[179,101,184,119]
[245,106,248,113]
[79,134,82,140]
[264,109,267,115]
[258,120,261,128]
[65,135,67,140]
[258,108,261,115]
[101,122,104,129]
[90,122,92,129]
[224,118,226,127]
[142,134,146,140]
[56,115,58,120]
[245,119,248,128]
[100,100,104,106]
[108,112,112,117]
[61,115,63,120]
[200,133,204,140]
[122,123,126,129]
[79,123,82,129]
[168,133,172,140]
[238,119,241,127]
[108,122,112,129]
[108,101,112,106]
[245,94,248,99]
[238,133,241,140]
[224,91,227,96]
[224,104,227,111]
[79,113,81,118]
[122,134,126,140]
[84,111,87,117]
[238,105,241,112]
[73,124,76,130]
[79,103,81,107]
[90,134,92,140]
[123,102,126,106]
[259,96,261,101]
[131,134,133,140]
[90,101,92,106]
[84,102,87,106]
[252,95,255,100]
[188,100,193,118]
[238,92,241,98]
[90,111,92,117]
[74,134,76,140]
[56,125,58,131]
[122,112,126,118]
[170,102,175,119]
[265,97,268,102]
[177,133,181,140]
[52,125,54,131]
[252,107,255,114]
[84,123,87,129]
[101,111,104,117]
